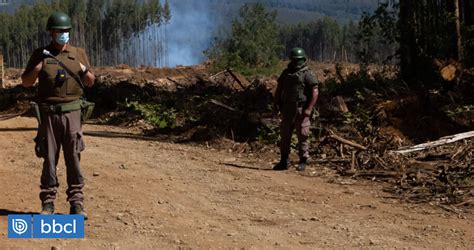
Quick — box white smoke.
[165,0,217,67]
[126,0,218,67]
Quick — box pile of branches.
[313,125,473,211]
[0,85,36,120]
[307,64,473,211]
[91,68,275,142]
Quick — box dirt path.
[0,117,472,249]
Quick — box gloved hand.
[303,108,312,117]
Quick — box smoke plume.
[165,0,217,67]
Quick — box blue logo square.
[33,215,84,238]
[8,215,33,238]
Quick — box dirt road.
[0,117,472,249]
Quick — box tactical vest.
[280,66,311,105]
[38,46,84,103]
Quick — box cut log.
[440,64,458,81]
[335,96,349,113]
[391,130,474,154]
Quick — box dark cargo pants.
[35,109,85,205]
[280,105,311,159]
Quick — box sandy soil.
[0,116,472,249]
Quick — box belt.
[40,100,82,113]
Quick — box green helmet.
[290,47,306,60]
[46,12,72,30]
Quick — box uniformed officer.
[21,12,95,218]
[273,47,319,171]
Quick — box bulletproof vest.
[280,66,311,104]
[38,46,83,103]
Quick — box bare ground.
[0,116,473,249]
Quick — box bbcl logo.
[8,215,84,238]
[9,217,31,238]
[12,218,29,235]
[40,219,78,234]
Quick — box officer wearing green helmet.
[273,47,319,171]
[21,11,95,218]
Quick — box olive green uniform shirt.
[25,44,91,103]
[276,64,318,106]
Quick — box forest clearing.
[0,0,473,248]
[0,62,473,248]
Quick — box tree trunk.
[464,0,473,25]
[454,0,463,61]
[399,0,418,82]
[0,52,4,88]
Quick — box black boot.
[273,156,290,171]
[40,202,55,215]
[297,157,307,171]
[70,203,88,220]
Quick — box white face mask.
[55,32,69,45]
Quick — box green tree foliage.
[207,3,281,75]
[279,17,348,62]
[163,0,171,23]
[356,2,398,64]
[0,0,171,68]
[205,0,379,24]
[208,1,398,75]
[279,2,398,65]
[2,0,380,24]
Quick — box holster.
[80,99,95,122]
[30,102,42,126]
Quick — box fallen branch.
[175,69,196,85]
[351,151,356,170]
[195,75,218,85]
[351,170,400,178]
[327,130,367,150]
[455,199,473,207]
[226,68,248,90]
[0,111,29,121]
[166,77,186,88]
[313,158,351,163]
[451,144,472,160]
[391,130,474,154]
[438,204,462,214]
[209,70,226,79]
[209,99,237,112]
